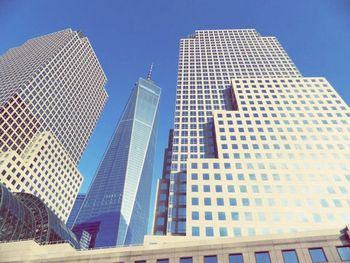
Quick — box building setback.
[153,29,350,238]
[0,29,108,222]
[73,73,160,248]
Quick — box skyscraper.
[153,29,350,238]
[0,29,108,222]
[66,193,86,229]
[73,71,161,248]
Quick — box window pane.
[229,253,244,263]
[255,252,271,263]
[135,261,146,263]
[282,250,299,263]
[309,248,327,262]
[204,255,217,263]
[180,257,193,263]
[337,246,350,261]
[157,260,169,263]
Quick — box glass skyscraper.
[66,194,86,229]
[73,75,161,248]
[153,29,350,238]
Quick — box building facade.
[67,194,86,229]
[1,226,350,263]
[0,29,108,164]
[73,76,161,248]
[0,29,108,222]
[153,29,350,237]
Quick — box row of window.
[134,246,350,263]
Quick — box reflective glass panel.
[309,248,327,263]
[337,246,350,261]
[204,256,217,263]
[282,250,299,263]
[180,257,193,263]
[229,253,244,263]
[255,252,271,263]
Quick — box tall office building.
[153,29,350,238]
[66,193,86,229]
[73,72,161,248]
[0,29,108,222]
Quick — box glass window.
[157,260,169,263]
[309,248,327,263]
[218,212,226,220]
[192,227,199,236]
[219,227,227,236]
[205,211,213,220]
[192,198,199,205]
[282,250,299,263]
[255,252,271,263]
[242,198,250,206]
[204,256,217,263]
[135,261,146,263]
[231,212,239,220]
[233,227,241,237]
[229,198,237,206]
[229,254,244,263]
[217,198,224,206]
[204,198,211,205]
[180,257,193,263]
[337,246,350,261]
[205,227,214,236]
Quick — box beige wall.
[1,227,349,262]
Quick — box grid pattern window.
[0,94,40,155]
[153,29,303,235]
[185,77,350,238]
[0,29,108,164]
[0,131,83,222]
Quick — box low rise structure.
[0,226,350,262]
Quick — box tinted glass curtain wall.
[73,77,161,248]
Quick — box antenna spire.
[147,63,154,80]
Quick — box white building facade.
[0,29,108,222]
[153,29,350,238]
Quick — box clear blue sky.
[1,0,349,232]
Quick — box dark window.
[135,261,146,263]
[157,260,169,263]
[255,252,271,263]
[282,250,299,263]
[204,255,217,263]
[309,248,327,262]
[229,253,244,263]
[180,257,192,263]
[337,246,350,261]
